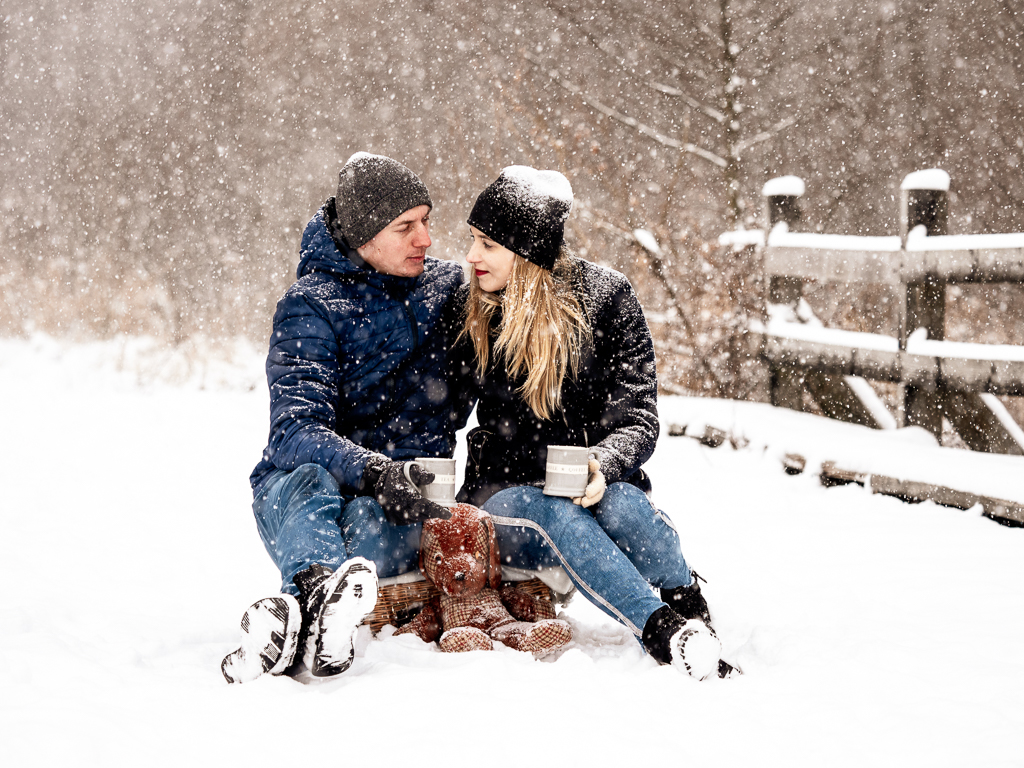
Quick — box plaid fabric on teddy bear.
[395,504,572,656]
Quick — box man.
[222,153,463,684]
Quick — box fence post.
[764,176,805,410]
[764,176,805,306]
[899,169,950,437]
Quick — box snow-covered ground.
[2,335,1022,767]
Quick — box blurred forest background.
[2,0,1023,401]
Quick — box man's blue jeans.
[254,464,691,636]
[253,464,424,596]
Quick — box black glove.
[361,455,448,526]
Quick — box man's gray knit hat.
[335,152,432,248]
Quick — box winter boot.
[660,572,712,626]
[292,558,378,678]
[221,594,302,684]
[660,577,743,678]
[642,605,721,681]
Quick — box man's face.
[356,205,432,278]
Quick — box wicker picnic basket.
[363,577,554,633]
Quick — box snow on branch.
[632,228,663,256]
[647,82,727,124]
[573,204,728,393]
[734,117,798,154]
[522,52,728,169]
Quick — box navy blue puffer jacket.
[250,198,464,497]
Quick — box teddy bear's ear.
[480,512,502,589]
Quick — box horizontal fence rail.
[764,233,1024,285]
[733,169,1024,455]
[760,330,1024,396]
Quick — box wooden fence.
[752,170,1024,455]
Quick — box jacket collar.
[296,198,418,292]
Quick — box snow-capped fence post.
[763,177,806,412]
[900,170,949,241]
[764,176,805,308]
[898,169,950,437]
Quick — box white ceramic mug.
[543,445,590,498]
[404,457,457,507]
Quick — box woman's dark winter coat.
[447,258,660,507]
[250,198,463,498]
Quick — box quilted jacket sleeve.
[587,275,659,485]
[262,289,375,492]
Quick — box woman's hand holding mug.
[573,458,606,508]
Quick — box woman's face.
[466,226,516,292]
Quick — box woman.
[447,166,735,680]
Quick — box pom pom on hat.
[468,166,573,270]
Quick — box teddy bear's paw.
[518,619,573,656]
[439,626,493,653]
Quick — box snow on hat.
[468,166,573,270]
[335,152,432,248]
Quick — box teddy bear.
[394,503,573,655]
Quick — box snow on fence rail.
[761,323,1024,396]
[763,229,1024,286]
[721,169,1024,461]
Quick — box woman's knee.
[483,485,576,528]
[595,482,658,529]
[604,481,651,504]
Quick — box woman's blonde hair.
[461,247,591,421]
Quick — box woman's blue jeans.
[254,465,691,636]
[481,484,692,637]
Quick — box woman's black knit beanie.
[468,166,573,270]
[335,152,432,248]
